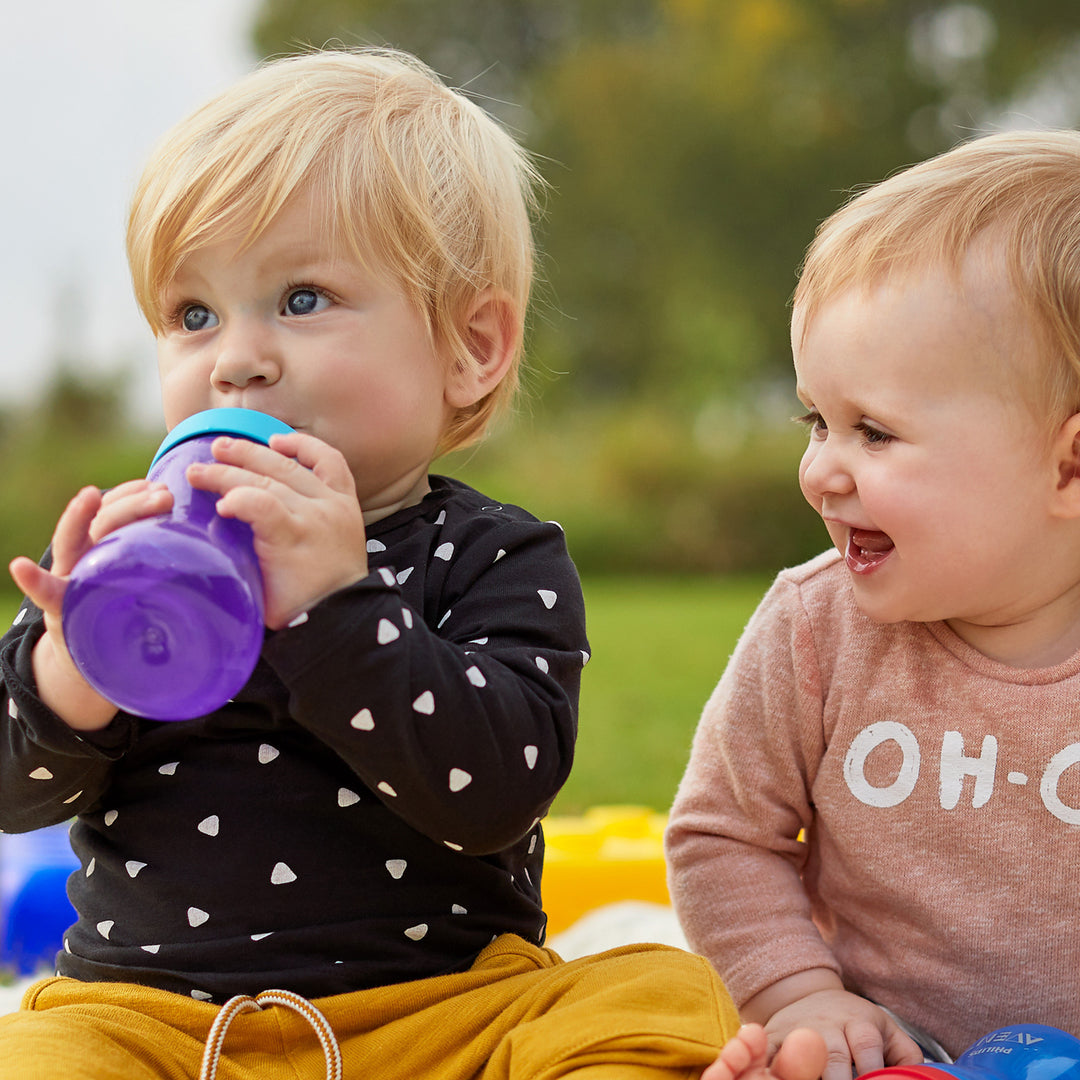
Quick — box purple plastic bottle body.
[61,409,293,721]
[862,1025,1080,1080]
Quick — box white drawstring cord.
[199,988,343,1080]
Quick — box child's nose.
[210,322,283,390]
[799,437,856,501]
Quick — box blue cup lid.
[151,409,296,468]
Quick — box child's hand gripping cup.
[863,1024,1080,1080]
[61,408,294,721]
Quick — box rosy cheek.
[797,457,821,510]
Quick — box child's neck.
[361,472,433,526]
[946,589,1080,668]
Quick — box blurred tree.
[253,0,1080,416]
[0,369,157,572]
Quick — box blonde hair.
[127,47,544,453]
[794,130,1080,423]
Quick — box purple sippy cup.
[862,1024,1080,1080]
[61,408,294,721]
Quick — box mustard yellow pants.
[0,936,738,1079]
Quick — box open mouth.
[845,529,895,575]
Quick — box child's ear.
[1052,411,1080,516]
[444,289,520,409]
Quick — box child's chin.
[848,583,916,625]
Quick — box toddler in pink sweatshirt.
[668,130,1080,1079]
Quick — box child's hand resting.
[9,479,174,729]
[185,431,369,629]
[744,972,923,1080]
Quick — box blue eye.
[285,288,328,316]
[182,305,217,331]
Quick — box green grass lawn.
[0,574,770,815]
[553,575,769,814]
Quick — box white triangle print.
[271,862,297,885]
[338,788,361,807]
[367,539,387,553]
[191,990,213,1001]
[377,619,400,644]
[451,903,468,915]
[141,944,160,954]
[350,708,375,730]
[524,745,539,769]
[198,815,220,836]
[258,744,279,764]
[188,907,210,927]
[377,781,398,797]
[125,861,147,878]
[434,542,454,561]
[385,859,407,880]
[29,767,53,781]
[449,768,472,792]
[104,810,118,826]
[404,923,428,940]
[158,762,179,776]
[465,665,486,687]
[538,590,557,609]
[412,691,435,715]
[97,920,114,939]
[396,567,414,584]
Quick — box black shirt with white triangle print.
[0,476,588,1001]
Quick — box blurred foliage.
[8,1,1080,578]
[443,399,825,574]
[254,0,1080,412]
[0,374,157,570]
[0,374,823,579]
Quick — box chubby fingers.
[51,486,104,573]
[9,556,65,617]
[268,431,357,492]
[90,480,173,544]
[8,485,103,616]
[883,1025,924,1069]
[844,1021,888,1078]
[188,433,355,502]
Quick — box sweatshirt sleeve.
[664,572,842,1007]
[262,508,586,857]
[0,600,137,833]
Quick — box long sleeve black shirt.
[0,476,588,1002]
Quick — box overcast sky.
[3,0,260,424]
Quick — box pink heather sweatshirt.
[666,549,1080,1058]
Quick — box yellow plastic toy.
[541,806,670,934]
